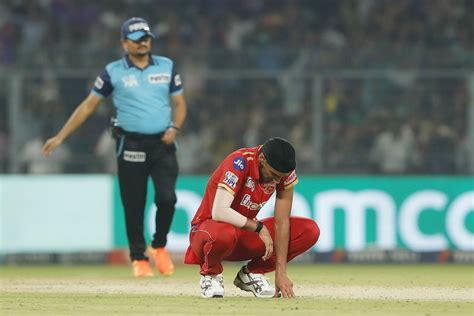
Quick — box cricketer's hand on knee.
[258,226,273,261]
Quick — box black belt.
[117,127,165,140]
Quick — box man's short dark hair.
[261,137,296,173]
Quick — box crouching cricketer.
[184,137,320,298]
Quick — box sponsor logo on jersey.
[123,150,146,162]
[240,194,267,211]
[174,74,182,86]
[233,157,246,171]
[223,171,239,189]
[245,177,255,192]
[122,75,139,87]
[261,182,276,194]
[94,76,104,89]
[148,73,171,84]
[284,170,297,186]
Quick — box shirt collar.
[123,54,155,69]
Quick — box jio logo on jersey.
[233,157,246,171]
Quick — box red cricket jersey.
[190,145,298,226]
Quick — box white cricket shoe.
[200,274,225,298]
[233,266,275,298]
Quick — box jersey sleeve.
[91,69,113,98]
[169,64,183,96]
[216,153,248,195]
[277,170,298,191]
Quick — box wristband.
[255,221,264,233]
[170,126,180,132]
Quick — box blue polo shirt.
[92,54,183,134]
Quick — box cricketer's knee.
[289,217,320,255]
[304,219,320,248]
[209,225,238,257]
[155,189,177,211]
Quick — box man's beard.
[258,165,273,184]
[132,47,150,57]
[135,50,149,57]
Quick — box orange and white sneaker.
[132,259,154,277]
[148,247,175,276]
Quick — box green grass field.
[1,264,473,315]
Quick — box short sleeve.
[91,69,113,98]
[216,154,248,195]
[169,64,183,96]
[276,170,298,191]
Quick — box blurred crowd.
[0,0,472,175]
[2,0,472,69]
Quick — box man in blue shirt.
[43,17,187,277]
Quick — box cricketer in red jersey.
[184,137,320,298]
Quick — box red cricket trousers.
[184,217,320,275]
